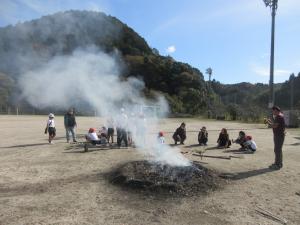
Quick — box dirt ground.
[0,115,299,225]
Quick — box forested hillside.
[0,10,298,119]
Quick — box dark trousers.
[117,128,128,147]
[274,135,284,166]
[198,137,208,145]
[173,134,186,144]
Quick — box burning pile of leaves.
[108,160,223,196]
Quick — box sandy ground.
[0,115,299,225]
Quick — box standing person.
[64,108,77,143]
[217,128,231,148]
[266,106,285,170]
[106,116,115,144]
[198,126,208,146]
[45,113,56,144]
[116,108,128,147]
[173,122,186,145]
[136,112,147,146]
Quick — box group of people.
[85,108,147,148]
[44,105,286,170]
[171,123,257,152]
[44,108,77,144]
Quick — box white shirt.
[47,119,55,127]
[87,132,99,141]
[116,113,128,129]
[246,140,257,150]
[157,136,165,144]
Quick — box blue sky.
[0,0,299,84]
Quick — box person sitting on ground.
[99,126,108,139]
[243,135,257,153]
[217,128,231,148]
[157,131,165,144]
[198,126,208,146]
[232,131,247,149]
[173,122,186,145]
[85,128,101,145]
[45,113,56,144]
[98,126,108,144]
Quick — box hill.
[0,10,208,115]
[0,10,298,119]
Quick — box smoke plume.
[19,46,190,166]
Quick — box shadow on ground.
[3,143,51,148]
[220,168,275,180]
[223,149,255,154]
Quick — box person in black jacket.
[64,108,77,143]
[232,131,247,149]
[266,106,286,170]
[173,122,186,145]
[198,126,208,146]
[217,128,231,148]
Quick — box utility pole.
[263,0,278,108]
[206,67,212,118]
[290,73,294,111]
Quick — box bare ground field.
[0,115,299,225]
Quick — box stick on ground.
[255,206,287,224]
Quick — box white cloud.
[251,64,291,77]
[166,45,176,54]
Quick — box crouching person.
[198,126,208,146]
[244,135,257,153]
[217,128,231,148]
[157,131,165,144]
[173,122,186,145]
[232,131,247,149]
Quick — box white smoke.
[19,46,190,166]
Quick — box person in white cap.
[45,113,56,144]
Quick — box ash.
[109,160,222,196]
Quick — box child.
[157,131,165,144]
[98,126,108,144]
[244,135,257,153]
[217,128,231,148]
[45,113,56,144]
[232,131,247,149]
[85,128,101,145]
[198,126,208,146]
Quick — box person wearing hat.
[85,128,101,145]
[266,106,286,170]
[157,131,165,144]
[45,113,56,144]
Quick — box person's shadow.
[219,167,275,180]
[290,136,300,146]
